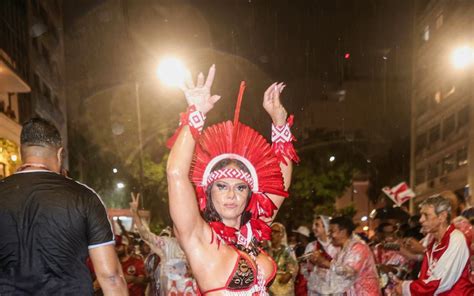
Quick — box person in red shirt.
[116,235,147,296]
[395,195,474,295]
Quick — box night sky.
[63,0,414,206]
[65,0,413,137]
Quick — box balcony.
[0,55,30,93]
[0,112,21,146]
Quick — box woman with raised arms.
[166,65,299,295]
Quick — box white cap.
[293,225,310,237]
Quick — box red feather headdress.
[191,82,288,244]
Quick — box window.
[33,73,41,93]
[442,154,456,174]
[434,91,441,103]
[415,168,426,185]
[457,105,469,130]
[52,95,59,106]
[442,79,455,99]
[428,161,440,180]
[422,25,430,41]
[416,132,427,155]
[42,83,50,99]
[429,124,440,145]
[416,96,428,115]
[457,146,468,167]
[436,14,444,29]
[442,115,455,140]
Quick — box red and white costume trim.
[167,105,206,148]
[193,121,288,246]
[271,115,300,165]
[402,224,474,295]
[169,82,298,248]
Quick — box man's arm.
[89,245,128,296]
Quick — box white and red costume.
[402,224,474,295]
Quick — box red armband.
[166,105,206,148]
[271,115,300,165]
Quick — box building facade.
[0,1,31,177]
[0,0,67,178]
[29,0,68,165]
[410,0,474,210]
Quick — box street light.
[157,57,187,87]
[329,155,336,162]
[451,46,474,70]
[134,57,187,206]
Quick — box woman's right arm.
[166,65,221,242]
[167,125,202,239]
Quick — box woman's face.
[210,168,250,228]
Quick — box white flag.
[382,182,416,207]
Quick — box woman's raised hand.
[130,192,140,212]
[180,64,221,115]
[263,82,287,126]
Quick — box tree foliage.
[278,162,354,229]
[276,129,372,229]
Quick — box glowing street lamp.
[451,46,474,70]
[329,155,336,162]
[116,182,125,189]
[157,57,187,87]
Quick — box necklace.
[17,163,51,172]
[235,237,261,257]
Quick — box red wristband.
[166,105,206,148]
[271,115,300,165]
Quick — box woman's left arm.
[262,82,295,217]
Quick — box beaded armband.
[166,105,206,148]
[271,115,300,165]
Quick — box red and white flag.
[382,182,416,207]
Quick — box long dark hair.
[202,158,253,227]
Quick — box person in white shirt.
[303,215,339,295]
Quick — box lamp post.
[134,81,145,208]
[134,57,187,207]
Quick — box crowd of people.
[1,64,474,296]
[87,191,474,296]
